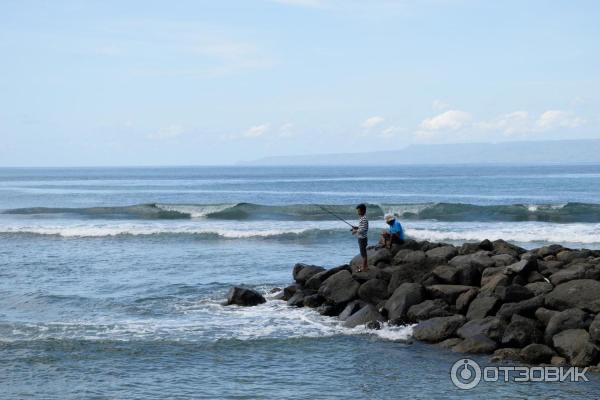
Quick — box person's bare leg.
[362,255,369,271]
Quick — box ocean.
[1,164,600,399]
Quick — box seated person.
[380,214,404,248]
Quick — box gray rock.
[525,281,553,296]
[504,258,536,275]
[386,263,435,293]
[480,266,506,286]
[305,265,350,290]
[394,249,426,265]
[384,282,425,321]
[318,270,360,305]
[455,264,482,286]
[493,284,534,303]
[436,337,463,349]
[527,270,546,283]
[549,264,587,286]
[449,251,495,271]
[426,284,476,304]
[544,308,591,344]
[455,288,479,313]
[338,300,366,321]
[491,347,522,362]
[553,329,599,367]
[357,278,389,304]
[370,248,393,265]
[226,287,266,306]
[293,263,326,285]
[493,239,525,258]
[556,250,592,264]
[407,299,452,321]
[589,314,600,343]
[431,265,459,284]
[492,254,517,267]
[496,295,545,320]
[343,304,386,328]
[452,334,498,354]
[426,246,458,264]
[501,315,542,347]
[466,296,500,320]
[412,315,466,342]
[316,303,344,316]
[545,279,600,312]
[457,316,506,342]
[303,293,325,308]
[520,344,556,364]
[535,307,559,326]
[281,284,299,301]
[479,273,511,296]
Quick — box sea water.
[1,165,600,399]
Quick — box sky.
[1,0,599,166]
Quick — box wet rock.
[491,347,521,362]
[552,329,599,367]
[496,295,544,320]
[545,279,600,312]
[453,334,497,354]
[501,315,542,347]
[343,304,386,328]
[384,282,424,321]
[303,293,325,308]
[318,270,360,305]
[282,284,299,301]
[305,265,350,290]
[466,296,500,320]
[588,314,600,343]
[317,303,344,317]
[437,337,463,349]
[412,315,466,342]
[407,299,452,321]
[520,344,556,364]
[457,317,506,342]
[293,263,326,285]
[358,278,390,304]
[338,300,367,321]
[426,284,476,304]
[366,320,382,330]
[226,287,266,306]
[551,356,567,366]
[544,308,591,344]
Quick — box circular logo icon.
[450,358,482,390]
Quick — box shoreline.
[267,239,600,368]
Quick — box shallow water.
[2,165,600,398]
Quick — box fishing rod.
[316,205,357,229]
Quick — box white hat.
[384,213,395,223]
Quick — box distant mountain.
[241,139,600,166]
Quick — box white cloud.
[147,124,184,140]
[419,110,472,132]
[362,116,385,129]
[476,111,530,135]
[535,110,585,131]
[278,122,295,137]
[243,123,270,138]
[432,99,450,111]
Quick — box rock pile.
[275,239,600,367]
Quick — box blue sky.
[1,0,599,166]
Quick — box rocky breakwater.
[274,239,600,368]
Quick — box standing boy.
[352,203,369,272]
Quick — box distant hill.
[241,139,600,166]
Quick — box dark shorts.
[358,237,368,258]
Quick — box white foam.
[155,203,235,218]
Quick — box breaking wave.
[4,202,600,223]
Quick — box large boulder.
[426,246,458,264]
[431,265,459,284]
[338,300,367,321]
[226,287,266,306]
[501,315,542,347]
[449,251,495,271]
[525,281,553,296]
[479,273,511,296]
[412,315,466,342]
[589,314,600,343]
[452,334,498,354]
[496,295,544,320]
[549,264,587,286]
[358,279,389,304]
[457,316,506,342]
[535,307,559,326]
[466,296,500,320]
[544,308,591,344]
[492,239,525,258]
[455,288,479,313]
[343,304,386,328]
[384,282,424,322]
[520,344,556,364]
[303,293,325,308]
[386,263,434,293]
[504,258,536,275]
[394,249,426,265]
[556,250,592,264]
[305,265,350,290]
[407,299,452,321]
[493,284,534,303]
[492,254,517,267]
[552,329,599,367]
[369,248,393,265]
[293,263,326,285]
[318,270,360,305]
[545,279,600,312]
[426,284,476,304]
